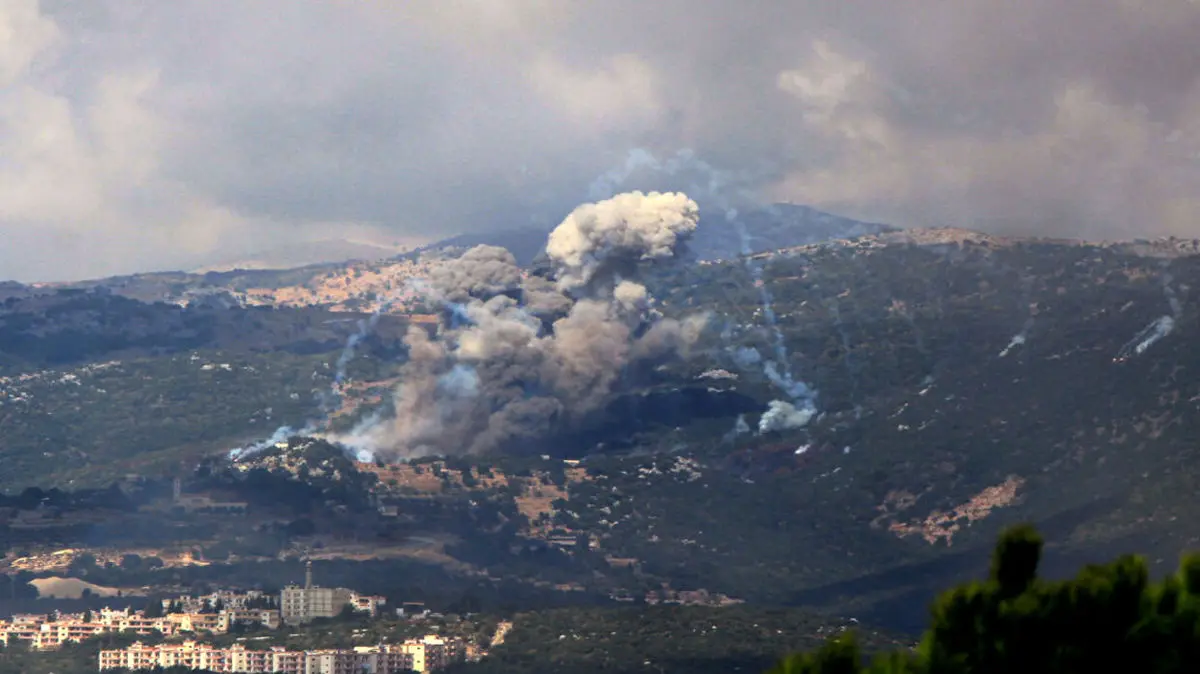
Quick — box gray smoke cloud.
[427,245,524,303]
[336,190,708,460]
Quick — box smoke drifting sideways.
[323,190,710,462]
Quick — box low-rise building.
[348,592,388,618]
[166,589,272,614]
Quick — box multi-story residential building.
[280,584,353,625]
[224,608,283,630]
[98,641,272,672]
[98,636,465,673]
[280,561,387,624]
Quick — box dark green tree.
[771,524,1200,674]
[143,596,165,619]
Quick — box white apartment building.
[98,635,463,673]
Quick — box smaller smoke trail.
[733,221,818,430]
[998,272,1036,359]
[325,408,387,463]
[735,231,795,381]
[1115,316,1176,362]
[762,361,813,401]
[322,295,400,412]
[998,317,1034,358]
[1163,271,1182,317]
[231,286,408,462]
[1113,269,1182,363]
[228,422,317,461]
[722,414,751,443]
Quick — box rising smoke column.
[340,190,709,461]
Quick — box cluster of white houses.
[98,635,464,673]
[0,564,386,652]
[0,606,280,651]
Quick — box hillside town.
[0,564,386,651]
[0,563,470,672]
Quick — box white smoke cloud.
[546,190,699,292]
[758,400,816,434]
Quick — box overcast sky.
[3,0,1200,282]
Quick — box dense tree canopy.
[771,524,1200,673]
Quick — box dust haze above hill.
[3,0,1200,282]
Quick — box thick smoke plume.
[336,190,708,460]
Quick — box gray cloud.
[3,0,1200,282]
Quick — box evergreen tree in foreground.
[770,524,1200,673]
